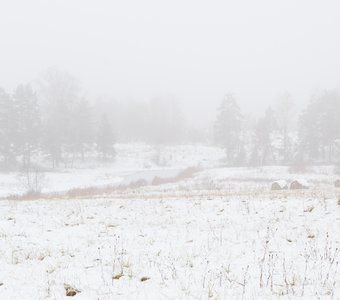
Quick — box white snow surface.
[0,190,339,299]
[0,144,337,198]
[0,144,339,299]
[0,144,225,198]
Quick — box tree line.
[214,91,340,166]
[0,68,339,170]
[0,69,115,170]
[0,69,187,170]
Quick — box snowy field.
[0,144,337,199]
[0,144,339,299]
[0,188,339,299]
[0,144,225,198]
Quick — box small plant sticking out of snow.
[140,276,150,282]
[112,273,123,280]
[304,205,314,213]
[64,284,81,297]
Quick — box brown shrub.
[152,166,201,186]
[5,191,43,201]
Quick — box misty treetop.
[0,69,115,169]
[298,90,340,162]
[0,68,339,170]
[214,94,243,163]
[0,69,187,170]
[213,92,340,166]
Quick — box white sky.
[0,0,340,126]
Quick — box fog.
[1,3,340,298]
[1,0,340,127]
[0,0,340,172]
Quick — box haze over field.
[1,0,340,126]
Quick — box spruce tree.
[0,88,16,166]
[214,94,243,164]
[13,84,40,168]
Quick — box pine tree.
[299,90,340,163]
[39,68,79,167]
[253,106,276,165]
[214,94,243,164]
[298,98,320,161]
[13,84,40,168]
[0,88,16,166]
[276,93,294,164]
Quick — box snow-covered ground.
[0,144,339,299]
[0,144,338,198]
[0,144,225,198]
[0,188,339,299]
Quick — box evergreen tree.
[298,98,320,161]
[0,88,16,166]
[299,90,340,163]
[214,94,243,164]
[13,84,40,168]
[39,68,79,167]
[253,106,276,165]
[276,93,294,164]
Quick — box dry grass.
[152,166,201,185]
[3,185,336,202]
[5,191,45,201]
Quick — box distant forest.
[0,68,339,170]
